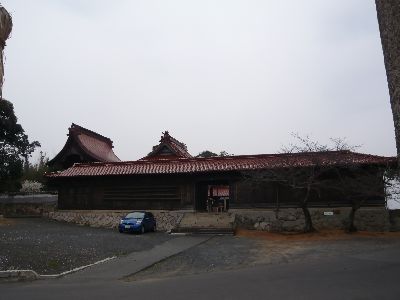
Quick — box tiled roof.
[47,151,395,178]
[142,131,192,160]
[76,131,120,162]
[48,123,120,165]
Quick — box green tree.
[22,151,49,184]
[219,151,233,157]
[0,99,40,192]
[196,150,233,158]
[196,150,218,158]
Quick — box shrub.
[20,180,43,193]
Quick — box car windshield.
[125,212,145,219]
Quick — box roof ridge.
[70,150,395,167]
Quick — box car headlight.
[120,220,124,224]
[136,220,142,224]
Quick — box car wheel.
[140,225,145,234]
[119,229,123,233]
[152,224,157,232]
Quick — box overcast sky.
[1,0,396,161]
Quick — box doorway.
[195,182,230,212]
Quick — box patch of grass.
[47,259,60,269]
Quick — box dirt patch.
[0,217,14,226]
[235,229,400,241]
[128,230,400,282]
[125,235,270,282]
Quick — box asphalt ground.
[0,218,175,275]
[127,229,400,281]
[2,225,400,299]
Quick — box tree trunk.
[347,206,358,233]
[375,1,400,164]
[302,206,315,233]
[302,184,316,233]
[0,6,12,99]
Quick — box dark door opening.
[195,182,230,212]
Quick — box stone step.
[170,227,234,235]
[178,212,234,229]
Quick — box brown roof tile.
[47,151,395,178]
[48,123,120,166]
[76,132,120,162]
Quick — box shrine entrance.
[195,182,230,212]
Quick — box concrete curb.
[0,256,116,282]
[39,256,116,279]
[0,270,40,282]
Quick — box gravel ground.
[127,231,400,281]
[0,218,175,275]
[2,218,399,280]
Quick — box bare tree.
[324,166,388,232]
[280,133,360,154]
[243,134,388,233]
[375,1,400,163]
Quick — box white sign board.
[385,177,400,210]
[324,211,334,216]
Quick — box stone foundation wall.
[47,210,185,231]
[232,207,399,232]
[43,207,400,233]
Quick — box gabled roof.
[48,123,120,167]
[141,131,192,160]
[47,151,396,178]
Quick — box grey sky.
[1,0,396,161]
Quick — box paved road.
[0,218,175,274]
[2,241,400,299]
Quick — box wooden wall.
[57,175,195,210]
[54,169,386,210]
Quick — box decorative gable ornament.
[142,131,192,160]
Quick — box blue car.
[118,211,157,234]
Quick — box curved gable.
[48,123,120,169]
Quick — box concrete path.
[59,235,211,283]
